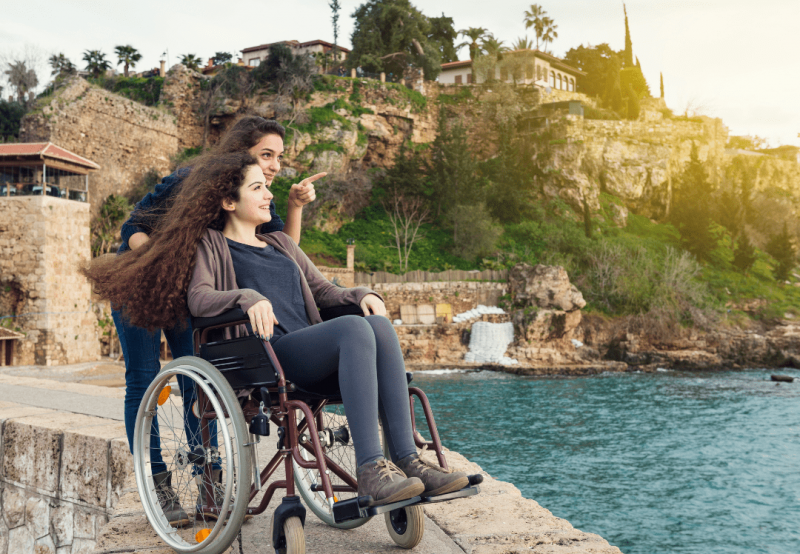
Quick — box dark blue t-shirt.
[226,238,309,340]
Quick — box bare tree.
[382,192,429,273]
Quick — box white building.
[241,40,350,71]
[438,49,584,91]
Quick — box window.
[570,78,575,92]
[525,64,533,80]
[467,73,473,84]
[500,67,508,81]
[557,74,562,89]
[455,75,462,85]
[550,71,555,87]
[249,58,260,67]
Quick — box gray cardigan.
[187,229,379,324]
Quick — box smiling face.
[222,164,273,226]
[248,133,284,186]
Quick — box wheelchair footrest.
[332,495,422,523]
[420,484,480,504]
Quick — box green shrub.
[583,105,620,120]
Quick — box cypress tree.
[660,72,664,98]
[626,83,640,120]
[623,4,634,67]
[670,143,715,261]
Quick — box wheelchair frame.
[137,307,481,553]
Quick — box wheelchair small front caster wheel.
[385,504,424,549]
[271,514,305,554]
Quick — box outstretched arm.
[281,173,325,244]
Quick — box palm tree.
[179,54,203,72]
[540,17,559,54]
[4,61,38,103]
[83,50,111,79]
[512,36,534,51]
[48,53,76,77]
[456,27,488,61]
[115,45,142,78]
[523,4,547,50]
[481,34,508,59]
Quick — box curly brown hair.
[83,152,256,331]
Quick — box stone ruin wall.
[0,197,99,366]
[20,78,180,217]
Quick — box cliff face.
[20,78,180,215]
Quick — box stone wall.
[370,281,507,322]
[20,78,179,215]
[0,401,131,554]
[0,197,99,366]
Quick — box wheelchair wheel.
[133,356,251,554]
[270,514,305,554]
[293,403,372,529]
[385,505,425,549]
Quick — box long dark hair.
[84,152,257,331]
[134,117,285,234]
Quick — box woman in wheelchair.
[85,145,468,509]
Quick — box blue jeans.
[113,310,218,475]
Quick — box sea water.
[412,368,800,554]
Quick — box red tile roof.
[243,39,350,54]
[0,142,100,170]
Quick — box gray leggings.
[271,315,416,467]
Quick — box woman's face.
[223,165,274,225]
[248,133,284,187]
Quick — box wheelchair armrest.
[192,308,249,331]
[318,304,364,321]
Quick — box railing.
[0,182,87,202]
[355,269,508,284]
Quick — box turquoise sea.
[412,368,800,554]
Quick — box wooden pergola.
[0,142,100,202]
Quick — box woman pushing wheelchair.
[84,120,468,520]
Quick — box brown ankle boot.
[356,458,424,506]
[396,449,469,497]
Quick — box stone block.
[25,497,49,539]
[51,505,73,547]
[8,525,33,554]
[0,520,7,554]
[34,535,55,554]
[2,488,26,528]
[59,432,109,508]
[108,438,133,510]
[72,511,95,540]
[55,547,70,554]
[69,539,94,554]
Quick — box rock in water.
[770,374,794,383]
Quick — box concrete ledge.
[0,384,132,554]
[94,444,622,554]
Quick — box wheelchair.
[133,305,482,554]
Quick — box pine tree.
[733,231,757,272]
[766,222,796,281]
[623,4,634,67]
[670,143,715,261]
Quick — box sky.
[1,0,798,147]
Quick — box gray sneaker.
[396,449,469,497]
[152,471,190,527]
[356,458,424,506]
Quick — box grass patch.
[438,88,474,105]
[304,141,345,154]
